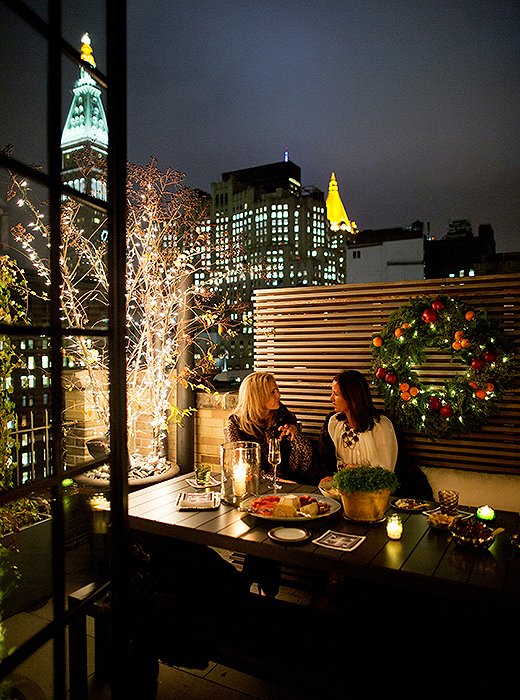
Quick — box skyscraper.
[207,159,347,370]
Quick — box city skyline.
[125,1,519,254]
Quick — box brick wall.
[194,391,237,471]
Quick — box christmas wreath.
[371,295,516,439]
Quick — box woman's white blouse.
[328,414,398,471]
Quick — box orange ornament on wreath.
[371,294,515,438]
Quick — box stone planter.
[1,517,52,619]
[340,488,391,522]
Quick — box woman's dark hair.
[333,369,380,432]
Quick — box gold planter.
[340,488,391,522]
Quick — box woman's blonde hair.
[234,372,278,437]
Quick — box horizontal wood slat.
[253,274,520,476]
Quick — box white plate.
[268,527,310,543]
[241,493,341,522]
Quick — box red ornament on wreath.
[370,294,515,439]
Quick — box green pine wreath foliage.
[371,294,517,439]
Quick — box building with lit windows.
[206,159,347,370]
[61,33,108,244]
[5,34,109,484]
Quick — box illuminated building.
[61,33,108,240]
[205,159,347,370]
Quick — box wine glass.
[267,436,282,491]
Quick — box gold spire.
[80,33,96,68]
[326,172,357,233]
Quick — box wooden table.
[125,474,520,691]
[128,472,520,614]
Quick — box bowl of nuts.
[449,518,499,550]
[426,511,456,530]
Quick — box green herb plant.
[332,465,399,495]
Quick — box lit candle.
[233,458,247,498]
[386,514,403,540]
[476,505,495,522]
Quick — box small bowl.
[427,511,455,530]
[318,476,341,501]
[449,518,495,550]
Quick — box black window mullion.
[47,1,66,697]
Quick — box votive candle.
[476,504,495,522]
[386,514,403,540]
[233,458,247,498]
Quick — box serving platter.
[240,493,341,522]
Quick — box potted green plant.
[0,255,52,619]
[332,465,399,522]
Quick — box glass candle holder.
[220,441,260,505]
[386,514,403,540]
[476,504,496,522]
[438,489,459,515]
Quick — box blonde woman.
[227,371,314,596]
[227,371,313,482]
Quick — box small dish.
[186,475,220,489]
[425,511,456,530]
[391,498,430,512]
[268,527,310,544]
[318,476,341,501]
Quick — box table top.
[127,473,520,613]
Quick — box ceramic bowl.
[318,476,341,502]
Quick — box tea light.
[386,514,403,540]
[476,504,495,522]
[233,458,247,498]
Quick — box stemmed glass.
[267,436,282,492]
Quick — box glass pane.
[60,193,109,331]
[63,0,107,76]
[63,340,109,470]
[2,175,51,327]
[0,6,48,171]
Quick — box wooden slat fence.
[253,274,520,475]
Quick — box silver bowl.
[449,519,495,550]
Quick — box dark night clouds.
[126,1,519,253]
[2,1,517,253]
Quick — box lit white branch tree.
[7,151,246,464]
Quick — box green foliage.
[0,256,51,536]
[371,295,517,439]
[332,465,399,494]
[0,256,30,490]
[0,496,51,537]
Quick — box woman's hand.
[278,423,297,441]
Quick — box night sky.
[1,1,518,254]
[126,0,519,253]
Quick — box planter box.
[340,489,391,522]
[1,517,53,619]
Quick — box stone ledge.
[196,390,238,410]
